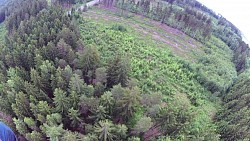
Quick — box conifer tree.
[100,91,115,115]
[68,108,82,128]
[94,120,116,141]
[12,92,32,118]
[107,55,130,88]
[69,90,80,109]
[53,88,70,113]
[116,87,141,121]
[69,74,85,94]
[77,46,100,78]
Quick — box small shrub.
[111,24,127,32]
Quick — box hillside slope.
[81,7,237,95]
[0,0,249,140]
[78,6,240,140]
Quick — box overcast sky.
[197,0,250,44]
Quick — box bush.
[111,24,127,32]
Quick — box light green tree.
[94,120,116,141]
[69,74,85,94]
[25,131,43,141]
[44,124,64,141]
[53,88,70,113]
[69,90,80,109]
[114,124,128,140]
[62,130,85,141]
[100,91,115,115]
[90,106,110,122]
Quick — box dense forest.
[0,0,249,140]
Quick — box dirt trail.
[77,0,103,11]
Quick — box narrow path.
[78,0,103,11]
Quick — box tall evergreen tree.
[94,120,116,141]
[116,87,141,121]
[53,88,70,114]
[107,55,130,88]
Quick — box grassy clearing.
[81,7,237,93]
[80,11,219,102]
[78,10,221,138]
[80,15,195,95]
[83,7,205,61]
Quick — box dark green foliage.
[216,69,250,140]
[77,45,100,75]
[12,92,32,118]
[155,93,192,137]
[107,55,130,88]
[233,41,250,73]
[68,108,82,128]
[118,87,141,120]
[0,1,110,139]
[111,24,127,32]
